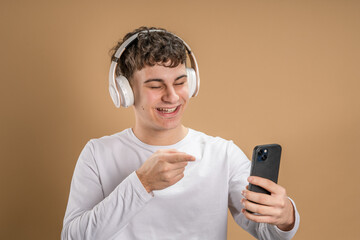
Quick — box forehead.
[132,63,186,83]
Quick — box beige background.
[1,0,359,239]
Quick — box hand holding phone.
[242,144,295,230]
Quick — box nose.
[162,85,179,103]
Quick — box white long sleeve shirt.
[62,128,300,239]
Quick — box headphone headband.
[109,29,200,108]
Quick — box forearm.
[61,172,152,240]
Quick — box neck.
[132,125,188,146]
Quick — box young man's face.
[131,63,189,133]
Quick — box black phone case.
[248,144,282,195]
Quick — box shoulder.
[85,129,133,154]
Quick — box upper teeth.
[158,107,177,113]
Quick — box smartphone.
[248,144,282,195]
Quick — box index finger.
[248,176,280,194]
[157,149,179,153]
[165,152,196,163]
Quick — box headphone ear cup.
[115,76,134,108]
[186,68,197,98]
[109,83,120,108]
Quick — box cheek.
[179,87,190,100]
[143,90,160,106]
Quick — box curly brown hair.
[110,26,187,81]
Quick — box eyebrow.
[144,74,187,84]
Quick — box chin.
[156,120,182,131]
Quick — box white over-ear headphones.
[109,29,200,108]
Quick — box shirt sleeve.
[61,141,153,240]
[227,141,300,240]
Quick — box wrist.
[277,221,294,231]
[135,170,152,193]
[277,199,295,231]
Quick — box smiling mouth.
[156,106,179,114]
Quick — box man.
[62,27,300,239]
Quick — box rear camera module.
[257,148,268,161]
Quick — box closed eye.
[174,81,186,86]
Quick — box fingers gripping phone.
[248,144,282,195]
